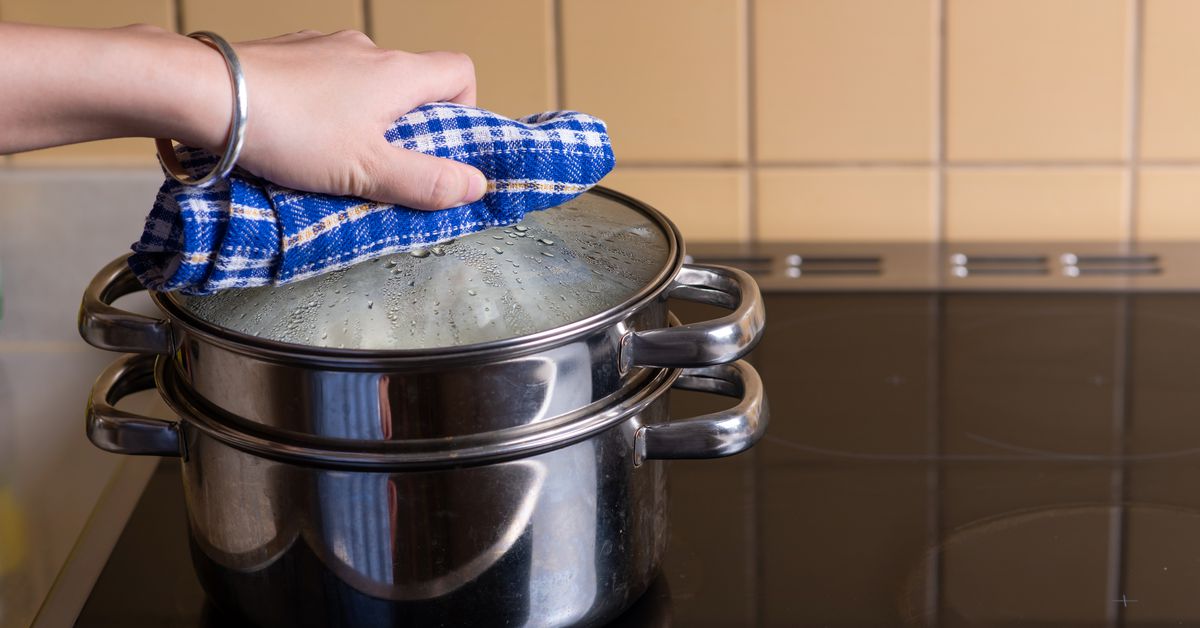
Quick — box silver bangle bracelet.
[155,31,248,188]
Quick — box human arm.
[0,23,487,209]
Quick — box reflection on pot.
[307,460,547,601]
[184,437,299,572]
[360,339,600,440]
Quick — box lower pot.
[87,353,767,628]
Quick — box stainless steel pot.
[88,353,767,628]
[79,188,764,443]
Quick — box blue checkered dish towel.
[129,103,614,295]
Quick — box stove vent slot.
[1061,253,1162,277]
[784,254,883,277]
[683,255,772,276]
[950,253,1050,277]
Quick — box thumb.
[361,142,487,210]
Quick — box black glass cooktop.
[75,289,1200,627]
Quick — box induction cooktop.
[74,243,1200,627]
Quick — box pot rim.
[151,186,684,369]
[157,355,680,471]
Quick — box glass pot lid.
[176,189,676,351]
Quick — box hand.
[189,30,487,209]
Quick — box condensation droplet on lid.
[431,246,446,256]
[542,252,555,257]
[467,289,477,296]
[515,225,528,232]
[493,247,504,254]
[367,301,374,309]
[411,249,430,258]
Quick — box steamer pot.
[79,188,764,443]
[87,353,767,628]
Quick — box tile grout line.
[739,4,758,624]
[1126,0,1145,246]
[935,0,948,244]
[740,1,760,624]
[552,0,567,112]
[361,0,374,40]
[929,0,948,620]
[744,0,758,247]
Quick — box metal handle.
[635,360,768,463]
[623,264,764,369]
[87,353,182,457]
[78,254,174,354]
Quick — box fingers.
[414,51,477,107]
[360,140,487,210]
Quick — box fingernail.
[462,170,487,204]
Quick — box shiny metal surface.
[179,420,666,627]
[155,31,249,189]
[77,255,175,354]
[623,264,764,368]
[162,307,659,443]
[80,260,760,442]
[87,354,766,470]
[86,354,181,458]
[86,352,767,627]
[635,360,767,463]
[78,190,765,443]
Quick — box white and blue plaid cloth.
[129,103,614,294]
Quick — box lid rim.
[157,187,683,368]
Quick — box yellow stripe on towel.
[283,202,385,250]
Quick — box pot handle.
[78,254,175,354]
[87,353,183,457]
[635,360,768,463]
[623,264,764,369]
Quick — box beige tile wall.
[5,0,1200,243]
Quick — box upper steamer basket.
[79,187,764,444]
